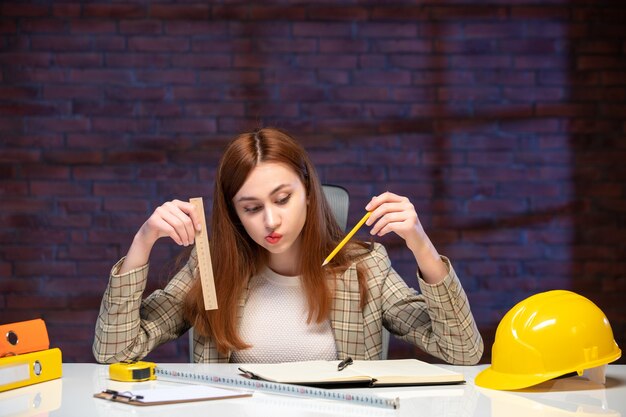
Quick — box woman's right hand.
[118,200,202,275]
[136,199,202,247]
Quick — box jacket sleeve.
[92,250,196,364]
[375,245,484,365]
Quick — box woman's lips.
[265,232,282,244]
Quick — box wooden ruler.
[189,197,218,310]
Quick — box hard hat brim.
[475,366,563,391]
[475,347,622,391]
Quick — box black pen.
[337,357,353,371]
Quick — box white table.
[1,363,625,417]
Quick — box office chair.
[188,184,390,361]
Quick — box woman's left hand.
[365,191,447,284]
[365,191,426,252]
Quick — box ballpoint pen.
[337,357,353,371]
[322,212,372,266]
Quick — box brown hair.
[183,127,368,355]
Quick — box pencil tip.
[321,260,328,267]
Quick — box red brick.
[198,70,260,85]
[264,69,315,85]
[374,39,432,54]
[296,54,358,69]
[193,39,252,54]
[149,4,210,20]
[160,118,217,133]
[0,86,38,99]
[43,85,101,100]
[129,36,190,52]
[30,181,89,197]
[137,102,182,117]
[106,52,170,68]
[43,150,103,165]
[438,86,500,101]
[500,119,561,133]
[307,7,368,21]
[165,21,226,36]
[20,164,69,179]
[0,102,68,116]
[320,39,368,54]
[106,150,167,164]
[14,261,76,277]
[88,36,125,52]
[363,103,407,118]
[452,55,512,69]
[515,56,566,69]
[83,4,146,19]
[277,86,325,102]
[250,6,306,20]
[30,35,91,51]
[0,52,52,67]
[601,71,626,86]
[105,86,166,100]
[0,149,41,163]
[93,183,150,197]
[0,20,17,34]
[4,68,67,83]
[433,6,508,20]
[73,101,133,117]
[358,23,418,38]
[52,4,80,18]
[358,54,386,69]
[69,68,132,84]
[0,180,28,195]
[119,19,163,35]
[55,53,103,67]
[91,118,154,133]
[293,22,352,37]
[504,87,564,102]
[58,198,102,213]
[58,245,119,261]
[70,20,116,34]
[435,39,495,55]
[354,70,411,85]
[174,54,231,69]
[511,6,570,20]
[1,3,49,17]
[370,6,428,21]
[103,198,150,212]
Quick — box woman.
[93,127,483,365]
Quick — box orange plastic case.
[0,318,50,357]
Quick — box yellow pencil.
[322,212,372,266]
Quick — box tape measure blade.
[189,197,218,310]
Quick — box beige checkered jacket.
[93,243,483,365]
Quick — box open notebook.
[239,359,464,387]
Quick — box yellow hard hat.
[476,290,621,390]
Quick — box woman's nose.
[264,206,280,229]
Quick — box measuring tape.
[109,361,156,382]
[155,367,399,410]
[189,197,218,310]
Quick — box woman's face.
[232,162,307,275]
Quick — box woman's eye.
[276,194,291,205]
[244,205,262,213]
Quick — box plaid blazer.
[93,244,483,365]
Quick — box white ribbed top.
[230,267,338,363]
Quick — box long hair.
[183,127,368,355]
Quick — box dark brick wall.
[1,1,625,364]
